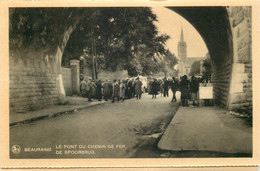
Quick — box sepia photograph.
[8,6,253,159]
[0,0,259,168]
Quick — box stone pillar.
[70,60,80,94]
[227,63,248,110]
[226,6,252,110]
[56,74,66,104]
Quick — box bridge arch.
[169,7,252,109]
[9,7,252,112]
[169,7,234,108]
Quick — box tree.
[10,7,174,77]
[189,60,201,76]
[62,7,172,76]
[159,50,178,76]
[10,8,87,61]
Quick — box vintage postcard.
[0,0,260,168]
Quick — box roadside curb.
[10,103,103,127]
[157,102,180,149]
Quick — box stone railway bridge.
[9,7,252,113]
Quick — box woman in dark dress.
[180,75,190,106]
[151,78,159,99]
[96,80,103,101]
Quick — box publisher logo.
[11,145,21,154]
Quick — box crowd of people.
[80,74,208,107]
[147,75,203,107]
[80,77,143,103]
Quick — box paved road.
[10,92,179,158]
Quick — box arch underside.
[10,7,252,112]
[168,7,233,107]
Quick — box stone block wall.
[70,60,80,94]
[61,67,72,96]
[226,6,252,110]
[9,9,81,113]
[244,63,252,104]
[212,62,232,107]
[9,55,59,113]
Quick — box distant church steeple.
[178,27,187,61]
[180,27,184,42]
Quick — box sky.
[151,6,208,58]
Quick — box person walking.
[126,79,131,99]
[112,80,120,103]
[86,79,95,101]
[80,79,87,97]
[180,75,190,107]
[96,80,102,101]
[170,77,179,102]
[190,76,199,106]
[103,79,110,101]
[119,80,126,101]
[163,77,169,97]
[80,74,84,93]
[134,77,143,99]
[151,78,159,99]
[108,80,113,100]
[125,79,129,99]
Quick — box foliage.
[10,8,86,58]
[62,7,176,76]
[233,105,252,116]
[231,104,252,126]
[189,53,211,79]
[159,50,178,76]
[189,60,201,76]
[10,7,178,76]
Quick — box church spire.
[178,27,187,61]
[180,27,184,42]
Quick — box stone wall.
[9,54,59,113]
[207,7,252,110]
[212,61,233,107]
[9,7,252,113]
[244,63,252,104]
[9,10,80,113]
[227,6,252,110]
[61,67,72,96]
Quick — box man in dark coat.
[108,80,113,99]
[103,79,110,101]
[180,75,190,106]
[190,76,199,106]
[125,79,129,99]
[112,80,120,103]
[134,77,143,99]
[170,77,179,102]
[96,80,103,101]
[80,74,84,93]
